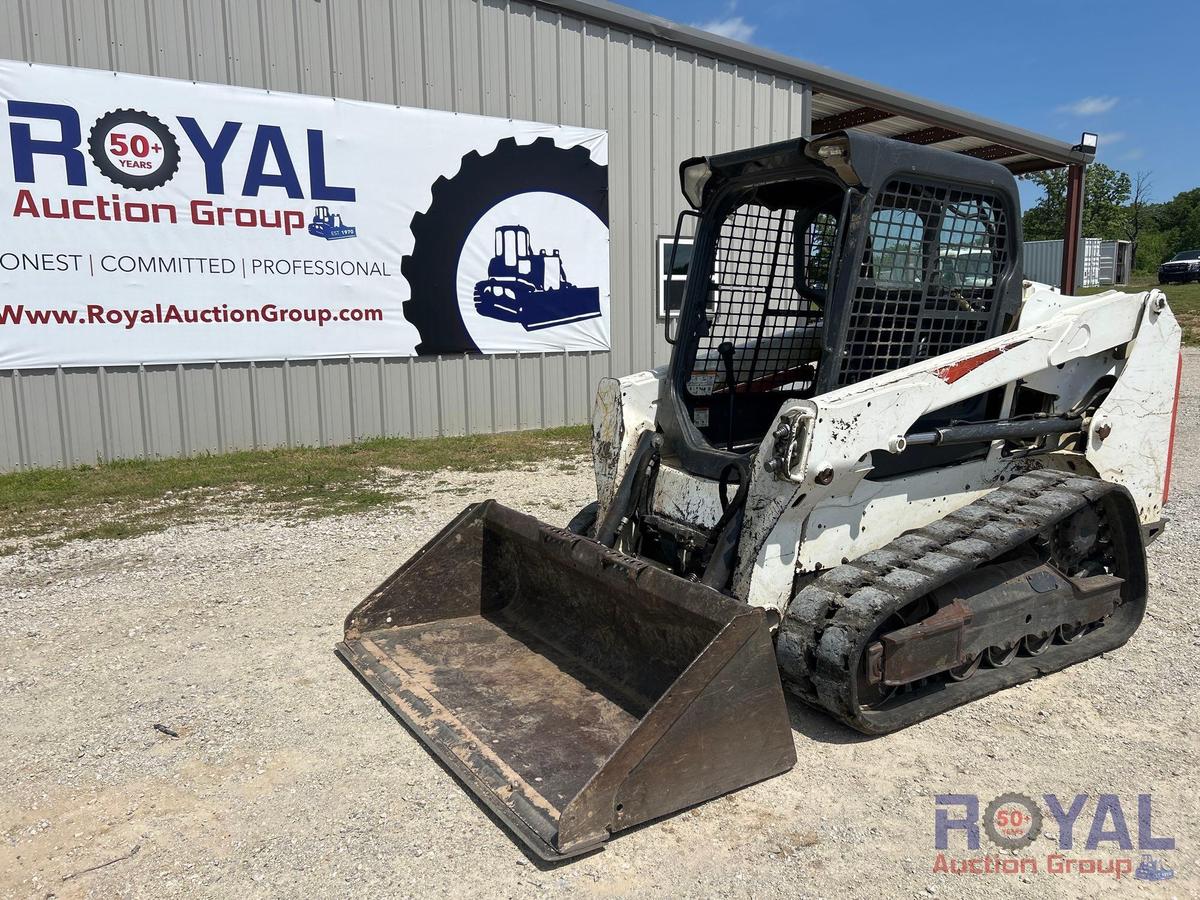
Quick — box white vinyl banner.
[0,61,610,368]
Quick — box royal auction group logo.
[6,99,357,238]
[933,792,1176,882]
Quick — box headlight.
[1190,261,1200,270]
[805,135,860,185]
[679,158,713,209]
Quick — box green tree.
[1151,187,1200,263]
[1134,229,1171,274]
[1021,163,1131,241]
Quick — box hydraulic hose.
[717,341,737,451]
[595,430,663,548]
[701,460,750,591]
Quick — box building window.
[657,236,694,317]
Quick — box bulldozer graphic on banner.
[474,225,601,330]
[308,205,357,240]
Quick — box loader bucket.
[337,501,795,860]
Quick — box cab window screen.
[692,203,828,399]
[839,178,1011,385]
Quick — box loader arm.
[735,286,1180,613]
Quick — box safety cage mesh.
[689,204,836,400]
[838,178,1011,385]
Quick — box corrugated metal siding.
[1023,239,1066,288]
[0,0,809,470]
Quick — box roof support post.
[1060,163,1086,292]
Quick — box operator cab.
[660,132,1022,479]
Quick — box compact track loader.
[338,131,1181,860]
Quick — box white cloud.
[693,15,756,42]
[1097,131,1126,146]
[1057,96,1119,116]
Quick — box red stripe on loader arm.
[933,339,1029,384]
[1164,351,1183,505]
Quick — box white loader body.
[592,283,1181,615]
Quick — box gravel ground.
[3,352,1198,899]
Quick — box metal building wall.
[0,0,810,471]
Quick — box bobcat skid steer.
[338,131,1181,860]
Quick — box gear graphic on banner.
[87,109,180,190]
[401,136,608,355]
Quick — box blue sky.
[635,0,1198,206]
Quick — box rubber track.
[776,468,1148,734]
